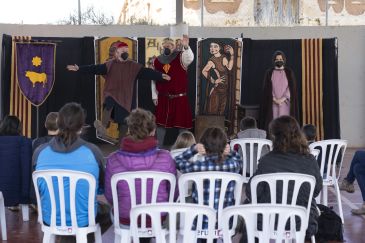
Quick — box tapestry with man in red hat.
[66,39,171,144]
[152,35,194,146]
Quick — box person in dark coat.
[259,50,299,131]
[0,115,32,206]
[245,116,322,240]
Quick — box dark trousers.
[346,150,365,201]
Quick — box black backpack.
[315,204,344,242]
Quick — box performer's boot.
[94,107,118,144]
[101,107,112,128]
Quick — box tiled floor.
[1,147,364,242]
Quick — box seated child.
[175,127,242,229]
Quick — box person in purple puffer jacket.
[104,108,177,242]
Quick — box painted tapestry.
[197,38,242,135]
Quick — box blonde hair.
[171,131,196,150]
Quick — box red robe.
[154,52,193,129]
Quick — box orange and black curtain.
[242,38,340,140]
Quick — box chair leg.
[114,234,122,243]
[120,233,131,243]
[21,204,29,221]
[334,182,344,223]
[323,186,328,206]
[76,233,88,243]
[94,225,102,243]
[43,232,55,243]
[311,235,316,243]
[0,197,7,240]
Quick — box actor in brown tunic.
[67,42,170,141]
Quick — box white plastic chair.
[178,172,244,240]
[222,204,307,243]
[130,203,216,243]
[111,171,176,243]
[230,138,273,182]
[0,191,6,240]
[309,139,347,223]
[32,170,102,243]
[310,148,320,160]
[250,173,316,242]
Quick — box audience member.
[104,108,177,243]
[237,116,266,139]
[175,127,242,230]
[32,112,59,152]
[236,116,268,176]
[245,116,322,240]
[340,151,365,214]
[302,124,317,144]
[171,131,196,150]
[33,103,108,239]
[0,115,32,207]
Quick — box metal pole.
[325,0,328,26]
[36,106,39,138]
[176,0,183,24]
[201,0,204,27]
[78,0,81,25]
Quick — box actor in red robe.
[152,36,194,146]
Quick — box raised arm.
[136,67,170,81]
[180,35,194,68]
[66,63,108,75]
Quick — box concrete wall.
[0,24,364,147]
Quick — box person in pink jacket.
[104,108,177,241]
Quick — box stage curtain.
[1,36,95,140]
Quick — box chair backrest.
[309,139,347,180]
[222,204,307,243]
[310,148,320,160]
[178,172,243,234]
[110,171,176,232]
[250,173,316,224]
[32,170,97,230]
[130,203,216,243]
[230,138,273,180]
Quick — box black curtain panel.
[31,37,96,141]
[322,38,340,139]
[1,34,13,118]
[1,36,96,140]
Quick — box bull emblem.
[25,71,47,87]
[16,43,55,106]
